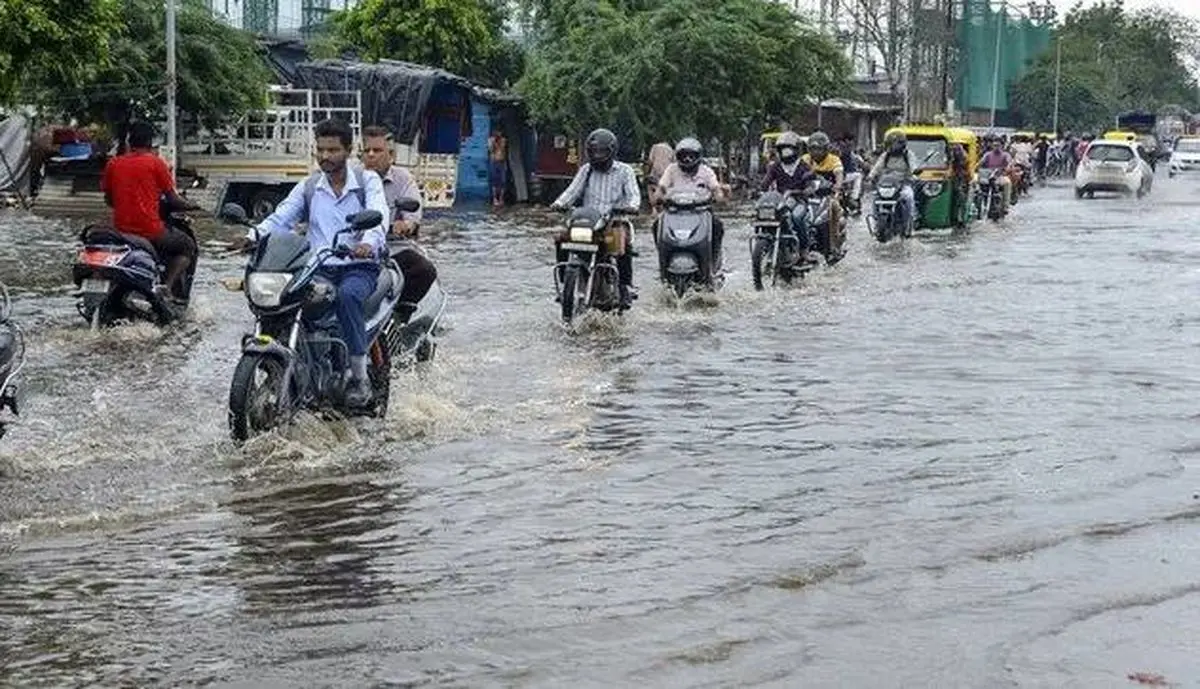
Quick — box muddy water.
[1,179,1198,688]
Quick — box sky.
[1052,0,1200,19]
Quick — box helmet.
[808,131,831,161]
[775,131,802,165]
[675,137,703,173]
[585,128,618,172]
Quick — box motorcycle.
[219,199,423,442]
[749,190,813,290]
[977,169,1006,221]
[866,171,913,243]
[655,188,722,298]
[0,281,25,439]
[72,201,197,329]
[803,177,846,264]
[553,207,634,324]
[841,174,863,217]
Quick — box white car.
[1168,137,1200,177]
[1074,141,1153,198]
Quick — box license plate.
[561,242,598,252]
[82,278,110,294]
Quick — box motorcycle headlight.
[878,185,898,199]
[569,226,593,242]
[756,207,776,221]
[922,182,944,197]
[246,272,292,308]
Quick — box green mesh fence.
[957,0,1051,112]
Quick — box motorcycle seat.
[83,226,160,261]
[363,267,398,317]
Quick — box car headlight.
[922,182,943,197]
[569,226,593,242]
[246,272,292,308]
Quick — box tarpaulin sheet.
[0,116,30,195]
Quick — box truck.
[180,86,458,219]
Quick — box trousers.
[322,263,380,357]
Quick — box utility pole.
[166,0,178,182]
[1051,37,1062,135]
[989,0,1004,127]
[941,0,954,115]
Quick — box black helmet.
[675,137,703,173]
[775,131,802,165]
[585,128,617,172]
[808,131,831,161]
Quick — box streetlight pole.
[989,0,1004,127]
[1051,37,1062,135]
[166,0,178,182]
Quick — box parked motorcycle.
[655,188,722,298]
[554,207,633,324]
[0,281,24,439]
[220,200,425,441]
[72,202,197,329]
[749,190,812,290]
[977,169,1006,221]
[866,170,912,243]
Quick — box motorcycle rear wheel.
[229,353,289,442]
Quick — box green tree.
[1009,1,1200,131]
[0,0,122,104]
[20,0,270,142]
[329,0,523,87]
[516,0,848,149]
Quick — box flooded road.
[1,176,1198,688]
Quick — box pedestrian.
[488,127,507,207]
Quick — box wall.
[456,99,492,202]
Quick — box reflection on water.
[1,183,1200,686]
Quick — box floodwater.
[1,176,1198,688]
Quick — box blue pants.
[322,263,380,357]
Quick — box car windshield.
[1087,144,1133,162]
[908,139,948,169]
[1175,139,1200,153]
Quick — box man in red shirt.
[100,121,198,300]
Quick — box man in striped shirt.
[551,128,641,308]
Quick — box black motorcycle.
[977,169,1006,221]
[554,207,634,324]
[0,281,24,439]
[749,190,812,290]
[220,200,422,441]
[72,202,197,328]
[656,188,722,298]
[867,171,912,243]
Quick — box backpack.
[300,165,370,222]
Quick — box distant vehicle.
[1074,141,1153,198]
[1168,136,1200,177]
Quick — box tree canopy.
[0,0,122,105]
[515,0,849,148]
[1010,1,1200,132]
[16,0,270,134]
[328,0,524,87]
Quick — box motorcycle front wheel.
[751,237,772,290]
[561,265,583,324]
[228,353,289,442]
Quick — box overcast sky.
[1051,0,1200,18]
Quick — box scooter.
[655,188,722,298]
[72,201,197,329]
[0,280,24,439]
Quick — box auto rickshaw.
[1103,130,1137,143]
[884,125,959,230]
[948,127,979,224]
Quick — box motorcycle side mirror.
[394,198,421,214]
[220,203,249,225]
[347,210,383,231]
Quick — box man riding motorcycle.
[1010,134,1034,189]
[980,138,1014,214]
[801,131,845,254]
[550,128,642,309]
[230,118,391,407]
[867,131,919,227]
[100,120,200,303]
[651,137,730,268]
[760,131,822,263]
[360,125,438,324]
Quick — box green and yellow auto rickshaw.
[885,125,960,230]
